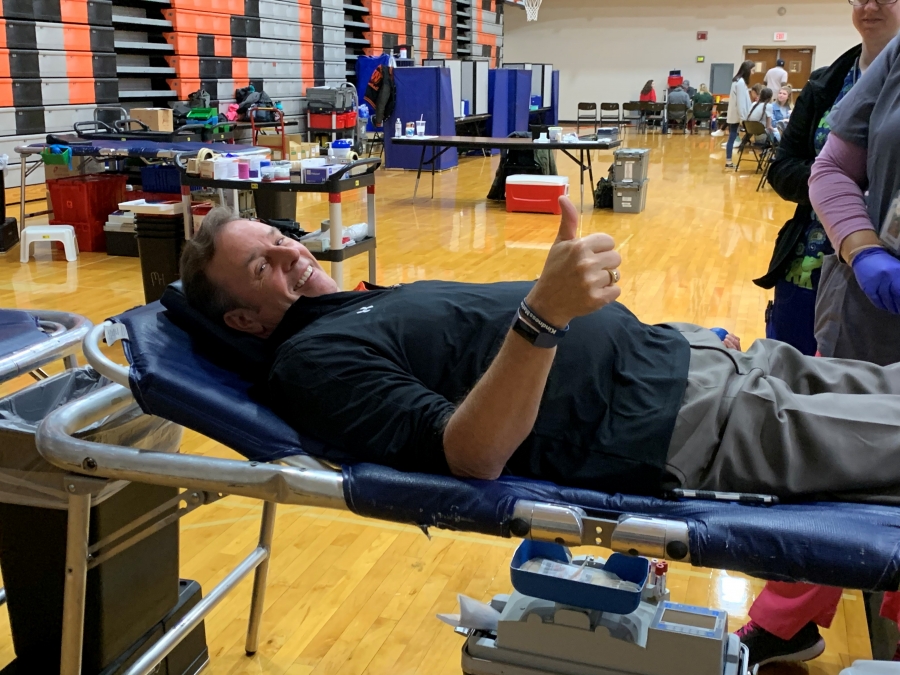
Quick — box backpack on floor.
[594,164,614,209]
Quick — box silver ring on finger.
[607,268,621,285]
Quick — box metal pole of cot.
[59,487,92,675]
[328,193,344,289]
[245,501,277,655]
[19,158,27,238]
[366,184,376,284]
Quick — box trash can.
[613,148,651,183]
[135,215,184,304]
[612,180,650,214]
[0,368,207,675]
[254,190,298,222]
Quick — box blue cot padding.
[116,297,900,592]
[28,140,259,157]
[344,464,900,591]
[0,310,47,356]
[117,301,354,465]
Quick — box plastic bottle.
[394,117,402,138]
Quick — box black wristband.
[512,303,568,348]
[519,299,569,336]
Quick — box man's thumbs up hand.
[524,196,622,329]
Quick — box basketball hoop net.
[523,0,541,21]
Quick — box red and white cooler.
[505,175,569,215]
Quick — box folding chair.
[666,104,690,134]
[691,103,713,134]
[734,120,774,173]
[714,102,729,132]
[757,134,779,191]
[643,103,666,133]
[622,102,644,133]
[600,103,621,128]
[576,103,598,137]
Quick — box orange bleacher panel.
[162,9,231,34]
[170,0,245,12]
[232,57,248,80]
[412,8,442,25]
[470,30,498,47]
[164,32,233,57]
[365,17,408,34]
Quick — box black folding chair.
[691,103,713,134]
[714,102,729,132]
[666,104,690,134]
[600,102,621,127]
[643,103,666,133]
[622,102,644,133]
[735,120,775,174]
[577,103,599,137]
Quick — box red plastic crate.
[50,218,106,252]
[309,111,357,129]
[46,174,127,224]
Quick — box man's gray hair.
[179,207,247,321]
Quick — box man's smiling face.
[207,219,339,336]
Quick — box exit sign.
[774,32,787,41]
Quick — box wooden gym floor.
[0,131,873,674]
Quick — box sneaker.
[725,162,735,168]
[736,621,826,667]
[711,129,725,137]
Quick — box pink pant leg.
[748,581,843,640]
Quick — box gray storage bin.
[613,148,650,183]
[613,180,649,214]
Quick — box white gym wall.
[503,0,860,120]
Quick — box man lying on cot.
[179,197,900,503]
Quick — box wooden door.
[778,48,814,92]
[744,48,779,88]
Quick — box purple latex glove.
[851,247,900,314]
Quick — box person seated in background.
[690,84,715,132]
[745,87,777,141]
[682,79,698,99]
[773,85,792,123]
[693,83,714,108]
[666,85,692,129]
[179,199,900,506]
[750,83,763,103]
[639,80,657,102]
[772,86,792,138]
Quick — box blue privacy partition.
[384,67,457,170]
[489,69,510,140]
[550,70,560,125]
[509,69,532,133]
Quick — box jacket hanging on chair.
[364,65,395,127]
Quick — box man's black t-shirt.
[266,281,691,495]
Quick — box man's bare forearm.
[439,195,621,480]
[443,329,555,479]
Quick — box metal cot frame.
[35,322,692,675]
[0,310,91,606]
